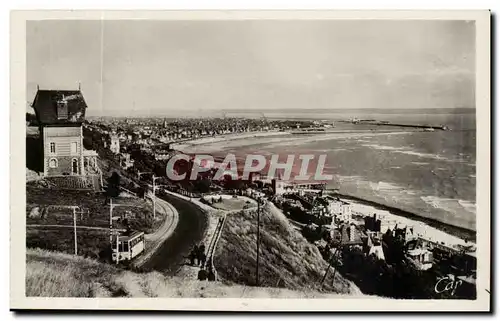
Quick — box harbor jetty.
[372,122,450,131]
[342,119,450,131]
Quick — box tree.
[106,171,121,199]
[26,112,37,125]
[194,178,211,193]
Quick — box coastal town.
[25,88,477,299]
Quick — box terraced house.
[31,87,101,190]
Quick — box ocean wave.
[336,178,419,205]
[362,144,450,161]
[369,181,402,192]
[458,200,477,214]
[336,177,408,194]
[362,144,405,151]
[333,177,475,230]
[261,131,411,149]
[421,196,476,215]
[334,175,364,183]
[396,150,448,160]
[410,162,430,166]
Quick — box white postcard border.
[10,9,491,311]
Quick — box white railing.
[119,186,138,197]
[204,214,227,281]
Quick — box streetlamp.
[137,171,150,200]
[138,171,161,220]
[137,171,151,181]
[151,175,161,220]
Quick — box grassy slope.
[26,186,157,260]
[214,203,361,295]
[26,248,361,298]
[26,186,155,231]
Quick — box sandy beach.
[171,130,290,153]
[172,128,413,154]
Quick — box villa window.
[72,158,79,174]
[71,142,78,154]
[49,158,58,168]
[57,101,68,120]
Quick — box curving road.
[137,193,208,276]
[131,196,179,268]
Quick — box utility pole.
[109,198,113,244]
[116,231,120,265]
[152,175,160,220]
[49,205,84,256]
[256,198,261,286]
[138,171,159,220]
[320,226,343,286]
[73,207,77,255]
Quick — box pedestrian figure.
[207,265,216,281]
[199,243,206,255]
[192,245,199,265]
[199,252,207,267]
[189,249,196,266]
[198,268,208,281]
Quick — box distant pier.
[343,119,450,131]
[373,122,450,131]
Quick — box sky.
[26,20,475,115]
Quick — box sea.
[198,109,476,233]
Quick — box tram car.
[112,231,145,262]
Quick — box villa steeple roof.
[31,88,87,126]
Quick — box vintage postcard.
[10,10,491,311]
